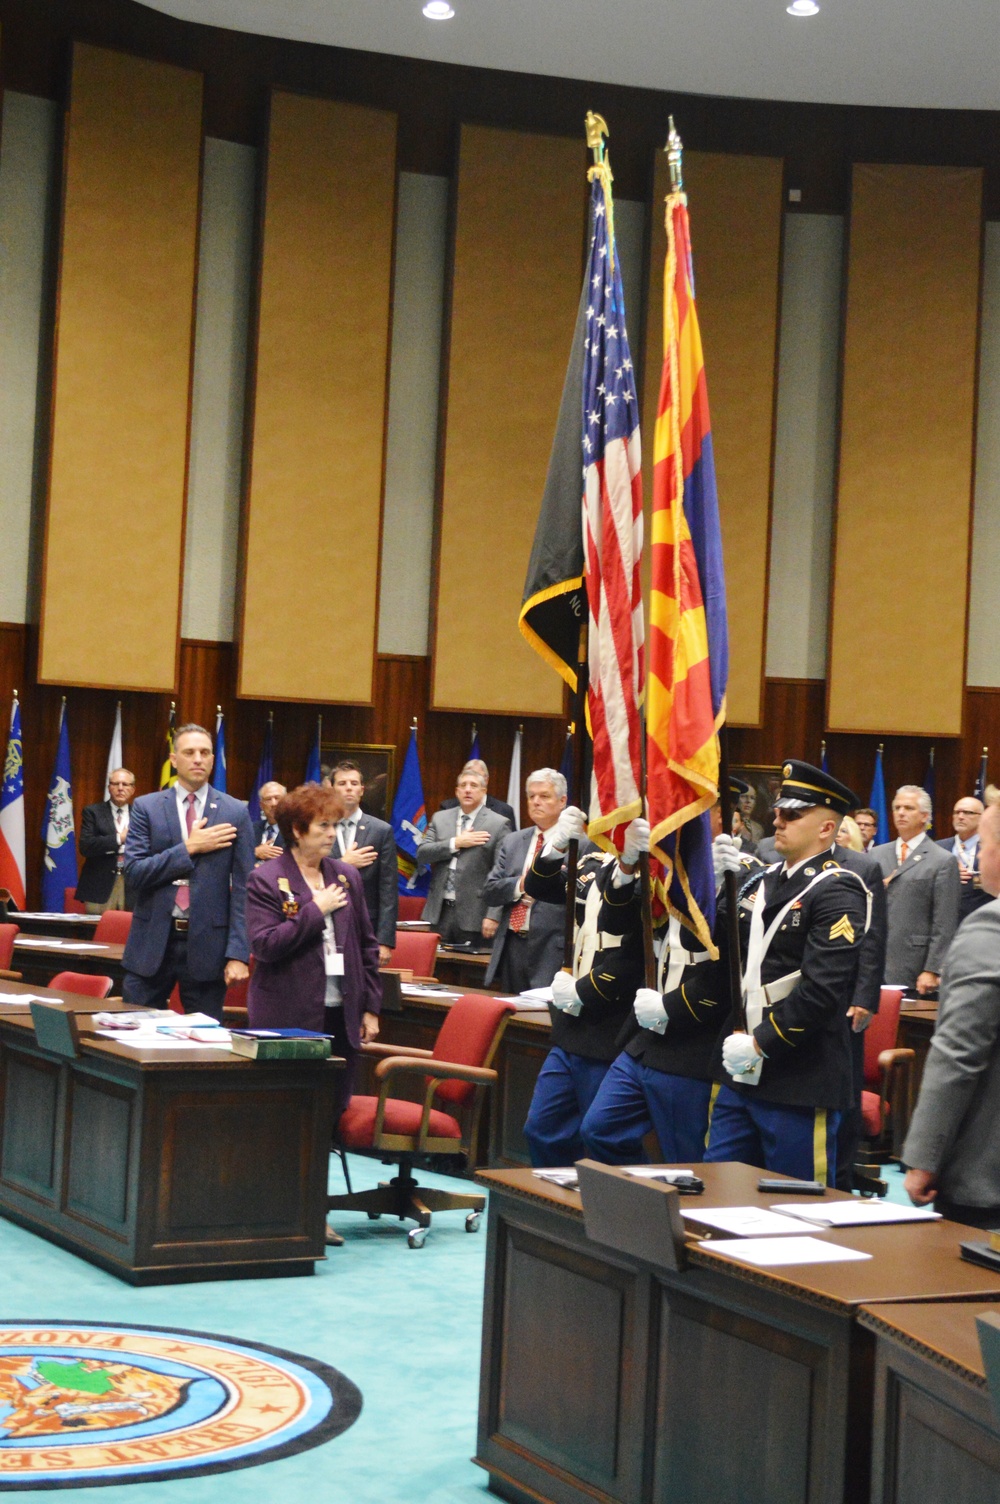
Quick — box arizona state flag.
[647,133,729,953]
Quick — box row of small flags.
[0,696,531,908]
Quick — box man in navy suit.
[328,760,398,964]
[937,795,992,924]
[253,780,286,863]
[122,723,255,1019]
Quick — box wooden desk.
[12,936,126,991]
[435,947,491,988]
[859,1300,1000,1503]
[474,1165,1000,1504]
[9,912,101,940]
[0,1007,338,1285]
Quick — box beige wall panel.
[828,165,982,735]
[432,124,584,715]
[642,151,783,727]
[238,92,396,703]
[39,44,203,689]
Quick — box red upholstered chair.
[0,923,21,980]
[388,929,440,979]
[63,888,86,915]
[859,986,915,1160]
[94,910,132,945]
[48,971,114,999]
[329,993,517,1246]
[397,894,425,922]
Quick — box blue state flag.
[214,710,227,795]
[41,702,77,911]
[470,729,482,763]
[392,729,430,897]
[247,716,274,822]
[870,746,890,846]
[305,717,323,784]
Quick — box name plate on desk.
[576,1159,686,1271]
[29,1002,81,1059]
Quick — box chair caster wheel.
[407,1227,428,1249]
[367,1212,382,1220]
[465,1212,482,1233]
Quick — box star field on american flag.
[582,183,639,476]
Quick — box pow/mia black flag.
[517,248,590,692]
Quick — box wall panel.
[827,163,982,735]
[0,92,59,626]
[431,124,584,716]
[181,137,256,643]
[967,222,1000,688]
[642,150,784,727]
[237,90,396,704]
[39,43,203,690]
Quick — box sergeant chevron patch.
[829,915,856,943]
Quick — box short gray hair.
[526,768,566,800]
[461,758,489,782]
[174,723,211,745]
[894,784,932,819]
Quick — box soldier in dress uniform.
[520,805,647,1167]
[580,784,764,1164]
[693,761,870,1185]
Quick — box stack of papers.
[0,992,48,1007]
[94,1013,232,1051]
[18,912,96,923]
[681,1207,815,1238]
[769,1199,941,1227]
[532,1169,579,1189]
[704,1238,872,1268]
[15,938,109,951]
[400,983,462,1000]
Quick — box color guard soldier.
[692,761,870,1185]
[520,805,647,1167]
[580,783,763,1164]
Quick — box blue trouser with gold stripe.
[524,1047,611,1168]
[579,1052,713,1165]
[704,1084,842,1186]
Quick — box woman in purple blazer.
[246,783,382,1244]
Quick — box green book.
[229,1030,331,1061]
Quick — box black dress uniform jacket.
[525,850,644,1062]
[668,854,868,1110]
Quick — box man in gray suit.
[418,768,510,946]
[904,799,1000,1227]
[872,784,960,994]
[482,767,574,993]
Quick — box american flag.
[582,173,644,850]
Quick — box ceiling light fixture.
[787,1,820,14]
[423,0,455,17]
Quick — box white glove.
[712,833,742,880]
[633,986,668,1034]
[722,1032,763,1083]
[621,817,651,866]
[549,805,587,853]
[550,969,583,1016]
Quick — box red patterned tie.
[175,793,197,912]
[509,833,543,934]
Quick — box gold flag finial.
[665,115,684,192]
[585,111,609,162]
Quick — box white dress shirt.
[173,783,208,913]
[895,830,926,864]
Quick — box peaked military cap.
[729,776,751,800]
[774,759,858,817]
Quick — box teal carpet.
[0,1154,494,1503]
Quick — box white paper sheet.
[681,1207,816,1238]
[400,984,462,999]
[14,938,109,951]
[94,1033,233,1051]
[769,1200,942,1227]
[623,1167,701,1184]
[0,992,47,1006]
[705,1236,872,1267]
